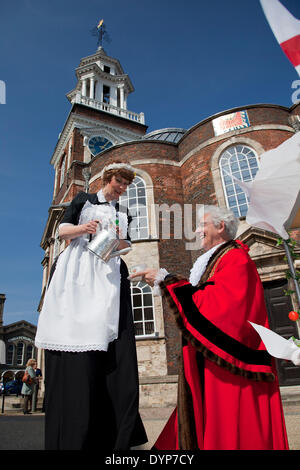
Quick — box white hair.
[201,205,239,239]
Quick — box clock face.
[88,136,113,156]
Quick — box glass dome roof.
[143,127,186,143]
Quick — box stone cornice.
[73,62,134,94]
[76,118,143,142]
[3,321,36,333]
[78,48,124,74]
[132,158,180,167]
[50,111,145,167]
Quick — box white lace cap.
[100,163,136,178]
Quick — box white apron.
[35,193,128,352]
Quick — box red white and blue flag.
[260,0,300,76]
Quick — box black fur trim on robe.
[159,241,275,383]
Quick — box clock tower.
[49,45,147,204]
[65,45,146,158]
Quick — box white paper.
[249,321,300,364]
[245,133,300,239]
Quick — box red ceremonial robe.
[154,240,289,450]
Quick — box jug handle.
[110,247,132,258]
[88,220,102,242]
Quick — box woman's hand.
[83,220,99,234]
[59,220,100,240]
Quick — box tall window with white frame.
[131,281,155,336]
[16,342,24,366]
[25,345,33,363]
[219,144,259,217]
[6,344,14,365]
[120,175,154,336]
[119,176,149,240]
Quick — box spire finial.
[91,19,111,49]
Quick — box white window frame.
[6,344,14,365]
[219,144,259,217]
[119,176,149,240]
[130,281,156,337]
[16,342,24,366]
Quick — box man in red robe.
[131,205,289,450]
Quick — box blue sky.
[0,0,299,326]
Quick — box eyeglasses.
[197,222,214,229]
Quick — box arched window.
[16,342,24,366]
[6,344,14,365]
[119,176,149,240]
[130,282,155,336]
[219,144,259,217]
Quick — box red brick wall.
[180,128,293,209]
[178,104,291,159]
[72,128,84,162]
[48,103,300,375]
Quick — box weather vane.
[91,19,111,47]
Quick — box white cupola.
[66,46,145,124]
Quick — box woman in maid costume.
[35,162,147,450]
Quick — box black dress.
[40,191,147,450]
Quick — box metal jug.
[87,221,131,262]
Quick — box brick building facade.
[37,45,300,407]
[0,294,37,381]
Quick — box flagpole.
[283,240,300,306]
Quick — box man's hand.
[129,268,159,286]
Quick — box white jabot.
[189,243,225,286]
[153,243,225,296]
